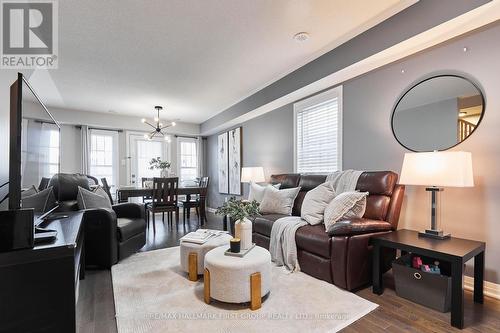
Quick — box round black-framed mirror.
[391,74,485,152]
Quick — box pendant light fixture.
[141,106,176,141]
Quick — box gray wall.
[201,0,489,134]
[207,104,293,208]
[207,22,500,284]
[393,98,458,151]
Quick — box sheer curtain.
[196,136,206,178]
[81,125,90,174]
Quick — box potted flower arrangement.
[216,197,260,250]
[149,157,171,178]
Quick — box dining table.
[116,185,202,203]
[115,185,228,230]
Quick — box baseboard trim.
[464,276,500,300]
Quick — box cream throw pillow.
[300,182,336,225]
[324,191,368,233]
[248,182,281,203]
[259,186,301,215]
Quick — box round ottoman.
[180,232,232,281]
[204,246,271,310]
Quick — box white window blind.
[294,87,342,174]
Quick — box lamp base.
[418,229,451,240]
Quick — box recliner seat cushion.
[253,214,288,237]
[117,217,147,242]
[295,224,331,258]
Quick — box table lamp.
[399,151,474,240]
[241,167,265,184]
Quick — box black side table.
[371,229,485,329]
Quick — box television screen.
[21,81,60,189]
[6,73,60,210]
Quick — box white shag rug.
[111,247,377,333]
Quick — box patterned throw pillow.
[324,191,368,233]
[77,186,112,210]
[21,186,56,213]
[248,182,281,203]
[301,182,336,225]
[259,186,301,215]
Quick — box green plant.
[149,157,171,170]
[216,197,260,221]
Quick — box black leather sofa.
[49,173,146,268]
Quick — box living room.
[1,1,500,332]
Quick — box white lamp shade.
[241,167,265,183]
[399,151,474,187]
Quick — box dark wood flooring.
[76,211,500,333]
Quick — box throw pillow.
[21,186,56,213]
[324,191,368,233]
[259,186,301,215]
[21,185,38,198]
[248,181,281,203]
[77,186,112,210]
[300,181,336,225]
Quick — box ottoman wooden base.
[203,268,263,310]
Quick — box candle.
[230,238,241,253]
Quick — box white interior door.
[129,134,169,186]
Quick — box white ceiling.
[30,0,414,124]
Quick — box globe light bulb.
[154,117,159,122]
[143,134,148,139]
[172,122,176,127]
[141,118,146,123]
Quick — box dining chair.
[145,177,179,234]
[38,177,50,191]
[141,177,153,203]
[100,177,114,204]
[181,177,209,225]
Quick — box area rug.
[111,247,377,333]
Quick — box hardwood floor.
[77,211,500,333]
[77,210,226,333]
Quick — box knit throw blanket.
[269,216,307,272]
[326,169,364,193]
[270,170,363,272]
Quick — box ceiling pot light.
[293,32,310,42]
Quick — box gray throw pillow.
[301,182,336,225]
[21,186,56,213]
[77,186,112,210]
[21,185,38,199]
[248,181,281,203]
[324,191,368,233]
[259,186,301,215]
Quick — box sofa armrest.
[83,208,118,268]
[328,218,392,236]
[112,202,143,219]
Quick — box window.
[136,139,163,181]
[89,130,119,187]
[294,86,342,174]
[177,138,198,183]
[39,123,60,178]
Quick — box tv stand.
[34,226,58,244]
[0,211,84,332]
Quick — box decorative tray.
[224,243,256,257]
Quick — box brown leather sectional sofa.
[252,171,405,291]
